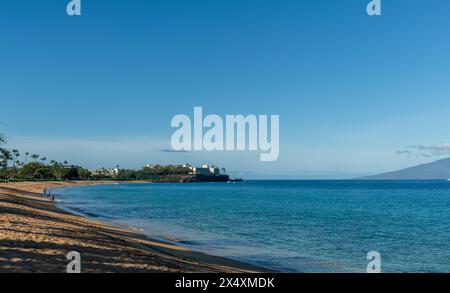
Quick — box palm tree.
[0,133,6,154]
[24,152,29,164]
[40,157,47,164]
[11,149,20,178]
[0,149,13,176]
[31,154,39,162]
[0,135,9,179]
[12,150,20,165]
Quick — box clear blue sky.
[1,0,450,178]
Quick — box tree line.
[0,132,192,182]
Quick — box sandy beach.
[0,181,265,273]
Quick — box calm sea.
[55,180,450,272]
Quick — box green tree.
[31,154,39,162]
[50,161,64,180]
[34,165,53,180]
[78,168,92,180]
[0,133,6,155]
[0,149,12,179]
[0,133,5,145]
[11,149,20,178]
[12,149,20,163]
[63,167,80,180]
[19,162,53,180]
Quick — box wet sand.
[0,181,266,273]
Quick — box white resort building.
[184,164,221,176]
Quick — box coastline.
[0,181,269,273]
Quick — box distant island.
[359,158,450,180]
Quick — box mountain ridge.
[359,157,450,180]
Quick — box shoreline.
[0,181,270,273]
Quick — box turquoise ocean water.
[55,180,450,272]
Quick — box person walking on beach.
[43,186,51,197]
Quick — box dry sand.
[0,181,265,273]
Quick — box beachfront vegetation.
[0,132,214,182]
[0,132,90,181]
[1,159,92,182]
[0,154,192,182]
[116,165,191,181]
[0,144,193,182]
